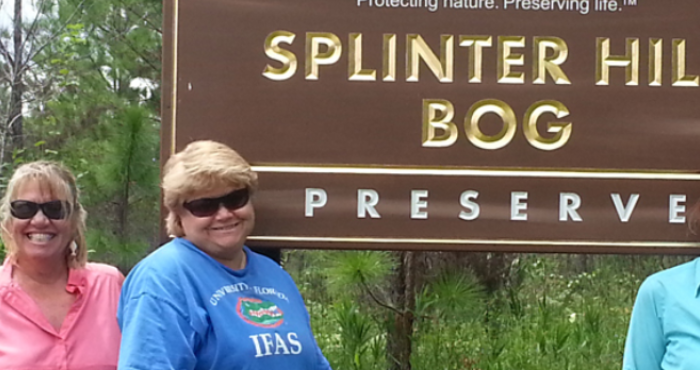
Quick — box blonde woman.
[117,140,332,370]
[0,161,123,369]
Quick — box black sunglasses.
[10,200,69,220]
[183,188,250,218]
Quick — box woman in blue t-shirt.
[117,140,332,370]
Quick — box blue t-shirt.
[622,257,700,370]
[117,238,332,370]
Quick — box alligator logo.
[236,297,285,328]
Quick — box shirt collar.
[0,258,13,287]
[0,258,86,293]
[66,266,86,294]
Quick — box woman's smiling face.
[10,178,72,265]
[178,186,255,265]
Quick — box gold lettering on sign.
[305,32,342,80]
[383,34,397,82]
[407,34,454,83]
[458,36,492,83]
[648,39,662,86]
[464,99,517,150]
[266,32,700,87]
[262,31,297,81]
[497,36,526,84]
[422,99,458,147]
[523,100,572,151]
[349,33,377,81]
[672,39,700,87]
[533,37,570,85]
[596,37,639,86]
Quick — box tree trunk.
[117,134,136,242]
[387,251,417,370]
[568,254,591,274]
[8,0,24,150]
[117,182,129,241]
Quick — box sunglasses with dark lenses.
[183,188,250,218]
[10,200,68,220]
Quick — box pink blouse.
[0,260,123,370]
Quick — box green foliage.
[85,229,147,270]
[93,105,158,201]
[0,0,162,267]
[417,269,485,318]
[412,269,486,370]
[294,252,694,370]
[325,251,394,298]
[289,250,395,370]
[60,104,159,267]
[333,300,384,370]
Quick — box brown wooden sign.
[162,0,700,253]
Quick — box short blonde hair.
[0,161,88,269]
[162,140,258,237]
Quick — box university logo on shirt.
[236,297,285,328]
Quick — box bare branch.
[19,0,52,54]
[117,0,162,34]
[22,36,60,71]
[358,270,404,315]
[97,24,159,73]
[24,0,89,65]
[0,39,15,66]
[96,68,115,90]
[6,110,21,130]
[0,61,14,82]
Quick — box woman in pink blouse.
[0,161,123,370]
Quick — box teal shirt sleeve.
[622,278,666,370]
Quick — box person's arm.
[622,278,666,370]
[118,293,198,370]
